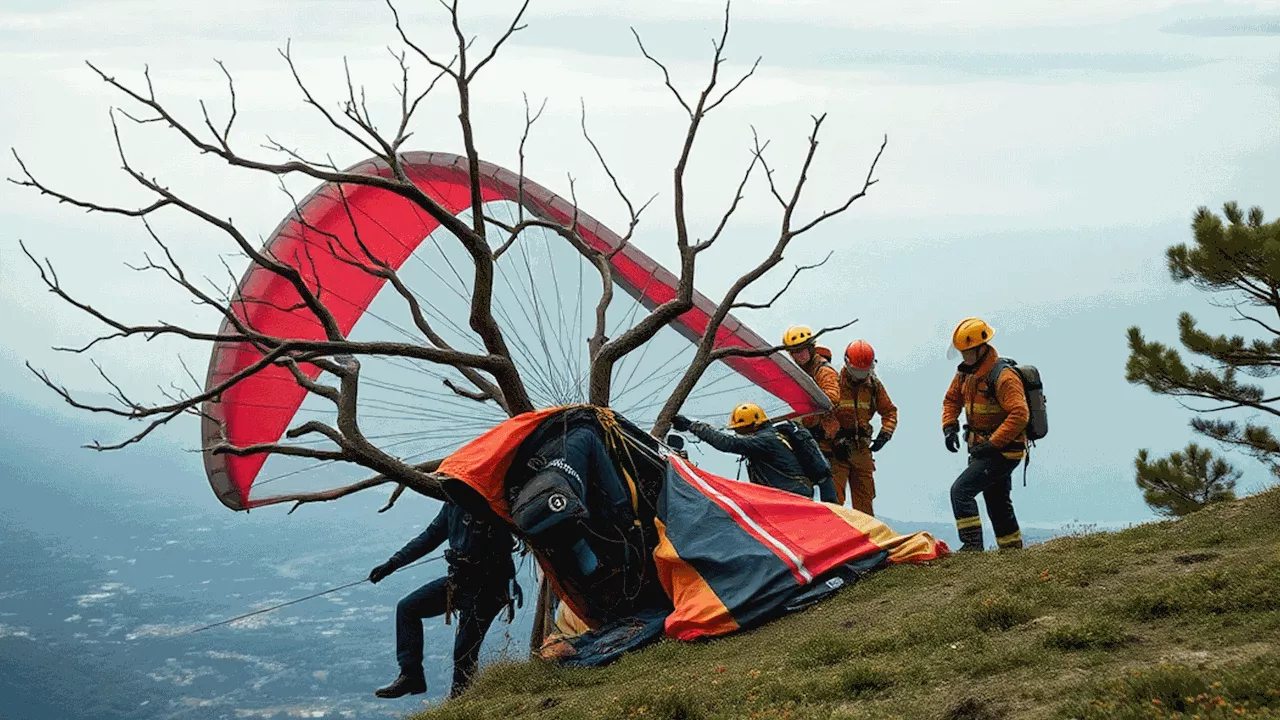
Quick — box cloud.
[514,17,1220,79]
[1161,14,1280,35]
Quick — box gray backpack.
[986,359,1047,442]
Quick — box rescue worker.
[671,403,839,503]
[368,500,522,700]
[781,324,842,447]
[942,317,1029,552]
[831,340,898,515]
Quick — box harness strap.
[757,432,816,489]
[595,408,642,527]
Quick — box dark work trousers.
[395,575,510,696]
[949,454,1023,550]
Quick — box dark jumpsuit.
[687,422,838,503]
[387,503,516,696]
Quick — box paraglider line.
[506,210,562,397]
[185,555,446,635]
[572,253,586,400]
[489,223,564,401]
[614,343,695,404]
[252,435,471,488]
[607,272,663,394]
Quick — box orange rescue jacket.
[800,346,840,438]
[834,367,898,447]
[941,346,1029,460]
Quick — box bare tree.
[11,0,883,648]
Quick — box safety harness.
[962,361,1034,487]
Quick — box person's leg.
[848,449,876,516]
[830,457,852,507]
[394,577,449,672]
[950,459,989,551]
[983,458,1023,549]
[376,577,447,697]
[449,583,509,698]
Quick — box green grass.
[412,487,1280,720]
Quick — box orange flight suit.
[831,367,898,515]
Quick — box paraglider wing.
[201,152,830,511]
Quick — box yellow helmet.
[728,402,769,429]
[782,325,814,349]
[952,317,996,352]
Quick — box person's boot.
[996,528,1024,551]
[375,669,427,698]
[957,521,985,552]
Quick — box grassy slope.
[415,489,1280,720]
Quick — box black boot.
[957,523,985,552]
[375,670,427,698]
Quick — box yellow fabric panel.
[554,601,591,638]
[956,515,983,530]
[828,505,949,564]
[653,517,739,637]
[536,601,594,661]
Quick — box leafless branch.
[444,377,495,402]
[467,0,531,81]
[790,133,887,237]
[630,29,691,116]
[711,319,857,359]
[694,148,763,252]
[261,475,391,513]
[732,252,832,310]
[379,483,409,513]
[591,4,755,404]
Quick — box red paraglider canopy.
[201,152,832,511]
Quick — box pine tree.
[1127,202,1280,486]
[1133,443,1239,517]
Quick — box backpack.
[772,420,833,484]
[986,359,1048,442]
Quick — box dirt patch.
[1173,552,1220,565]
[1158,649,1212,667]
[940,696,1006,720]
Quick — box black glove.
[832,437,852,462]
[870,432,891,453]
[970,441,1001,459]
[944,426,961,453]
[810,423,829,442]
[671,414,693,432]
[510,579,524,609]
[368,561,396,584]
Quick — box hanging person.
[941,317,1029,552]
[368,500,522,700]
[671,402,838,503]
[831,340,898,515]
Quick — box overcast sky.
[2,0,1278,526]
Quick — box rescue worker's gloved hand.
[870,432,891,453]
[671,414,693,432]
[368,561,396,584]
[944,425,961,453]
[832,437,852,462]
[510,579,524,609]
[969,441,1001,459]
